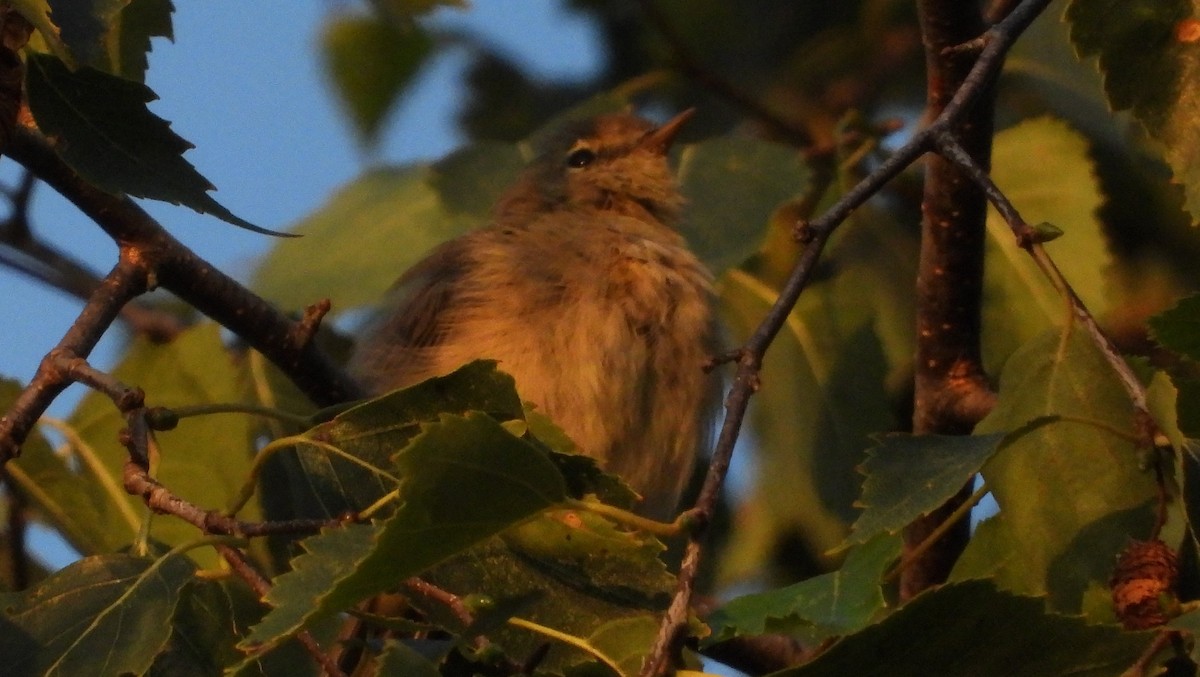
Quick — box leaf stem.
[169,402,312,428]
[885,481,990,584]
[40,417,143,534]
[565,498,686,538]
[507,616,624,675]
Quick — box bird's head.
[497,109,694,227]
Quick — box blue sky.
[2,0,603,568]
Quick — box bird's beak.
[640,108,696,155]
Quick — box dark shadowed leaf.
[114,0,175,82]
[290,360,525,516]
[417,508,675,674]
[374,640,441,677]
[242,412,566,652]
[773,580,1152,677]
[707,534,900,647]
[1149,293,1200,360]
[40,0,172,76]
[1,552,195,677]
[24,53,271,234]
[845,434,1006,547]
[1066,0,1200,221]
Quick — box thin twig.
[640,0,1055,672]
[404,577,475,628]
[123,459,341,537]
[0,172,184,340]
[0,252,149,463]
[0,127,363,463]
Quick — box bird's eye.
[566,148,596,168]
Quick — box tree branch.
[0,172,184,340]
[0,251,149,463]
[901,0,998,599]
[0,127,362,463]
[640,0,1054,671]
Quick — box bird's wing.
[349,239,469,393]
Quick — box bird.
[349,109,715,518]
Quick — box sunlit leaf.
[0,552,195,677]
[707,534,900,647]
[983,117,1110,367]
[322,13,432,145]
[9,0,71,63]
[951,325,1159,611]
[250,166,484,313]
[57,325,259,564]
[717,203,914,580]
[1066,0,1200,221]
[25,53,271,234]
[773,580,1152,677]
[2,380,115,555]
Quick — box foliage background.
[0,0,602,568]
[1,0,1199,674]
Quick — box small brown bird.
[350,110,715,517]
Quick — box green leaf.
[24,53,273,235]
[9,0,72,63]
[243,412,566,652]
[717,217,909,579]
[676,135,808,274]
[950,326,1159,611]
[429,140,527,216]
[1066,0,1200,221]
[251,166,484,313]
[112,0,175,82]
[706,534,900,647]
[291,360,526,516]
[1,380,115,555]
[844,433,1008,547]
[374,640,441,677]
[26,324,260,564]
[1,552,196,677]
[1149,292,1200,360]
[39,0,169,75]
[322,13,433,145]
[417,509,675,674]
[585,615,662,676]
[773,580,1152,677]
[149,578,264,677]
[983,117,1110,367]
